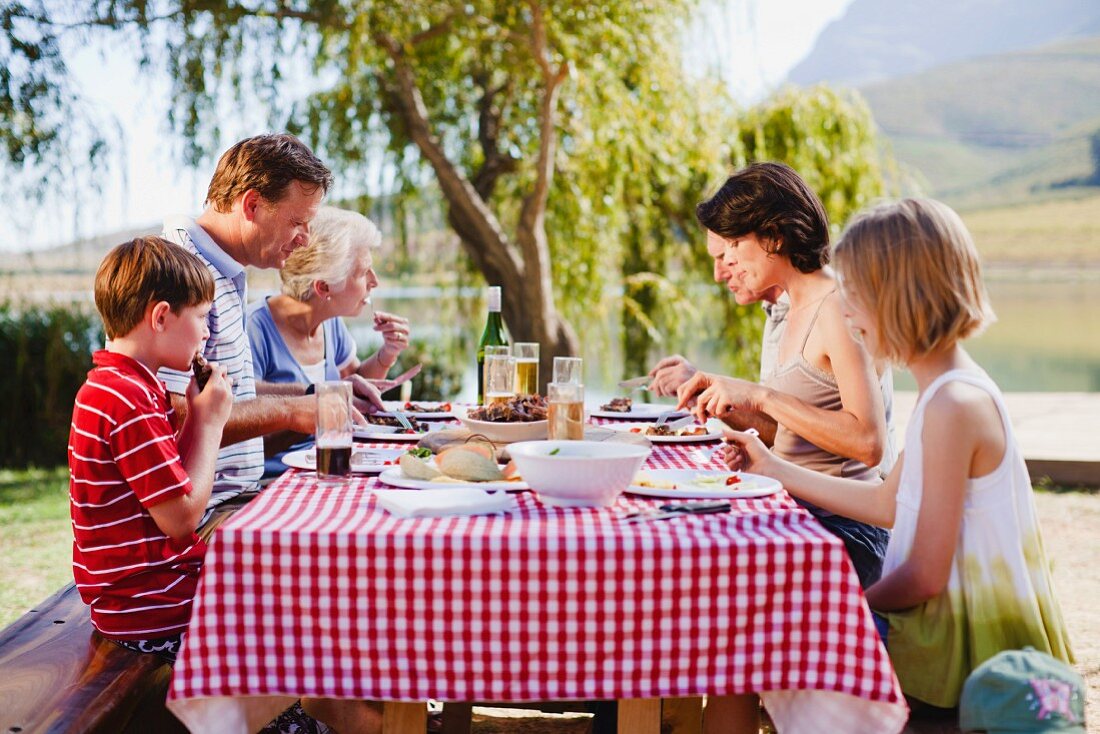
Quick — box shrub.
[0,303,102,469]
[372,338,465,403]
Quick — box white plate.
[353,422,448,442]
[601,422,723,443]
[376,400,455,420]
[376,466,529,491]
[282,447,406,473]
[589,403,688,420]
[627,469,782,499]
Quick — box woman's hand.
[373,311,410,367]
[719,429,774,474]
[647,355,698,397]
[677,373,766,423]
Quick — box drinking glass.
[315,381,353,482]
[548,382,585,440]
[482,345,511,401]
[485,354,517,405]
[513,342,540,395]
[552,356,583,385]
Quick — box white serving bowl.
[507,440,652,507]
[455,407,548,443]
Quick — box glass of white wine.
[513,342,539,395]
[485,353,517,405]
[548,381,585,440]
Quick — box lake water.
[349,277,1100,402]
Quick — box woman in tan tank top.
[677,163,891,587]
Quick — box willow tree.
[2,2,890,383]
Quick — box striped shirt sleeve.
[109,406,192,507]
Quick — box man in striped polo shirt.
[160,134,384,508]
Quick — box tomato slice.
[725,475,741,486]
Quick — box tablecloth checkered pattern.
[168,423,908,732]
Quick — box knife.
[617,375,652,390]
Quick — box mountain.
[789,0,1100,88]
[858,36,1100,206]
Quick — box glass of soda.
[315,381,353,482]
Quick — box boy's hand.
[187,361,233,427]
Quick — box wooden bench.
[0,506,240,734]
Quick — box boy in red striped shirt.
[69,236,233,661]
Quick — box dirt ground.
[464,490,1100,733]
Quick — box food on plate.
[404,401,451,413]
[191,354,212,390]
[632,471,679,490]
[467,394,548,422]
[399,452,443,480]
[599,397,632,413]
[629,424,708,437]
[367,413,424,433]
[397,445,523,484]
[436,446,505,482]
[633,471,745,491]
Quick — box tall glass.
[482,345,510,403]
[548,382,585,440]
[513,342,539,395]
[485,353,517,405]
[552,356,583,385]
[315,381,353,482]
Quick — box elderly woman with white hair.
[248,206,411,389]
[247,207,411,479]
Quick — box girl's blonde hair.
[280,206,381,302]
[833,198,994,364]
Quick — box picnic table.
[165,436,908,733]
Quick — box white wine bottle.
[476,286,509,405]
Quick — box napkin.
[375,488,517,518]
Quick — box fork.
[392,410,416,432]
[621,501,732,524]
[654,410,678,428]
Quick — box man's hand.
[349,374,386,415]
[647,354,698,397]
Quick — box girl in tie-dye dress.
[722,198,1072,712]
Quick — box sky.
[1,0,854,253]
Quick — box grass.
[0,467,73,627]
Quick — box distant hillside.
[857,36,1100,206]
[790,0,1100,88]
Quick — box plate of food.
[376,400,455,420]
[590,397,688,421]
[354,415,447,442]
[627,469,781,499]
[602,421,722,443]
[377,446,529,491]
[282,447,407,473]
[455,395,549,443]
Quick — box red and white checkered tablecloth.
[167,436,908,733]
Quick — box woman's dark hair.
[695,162,830,273]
